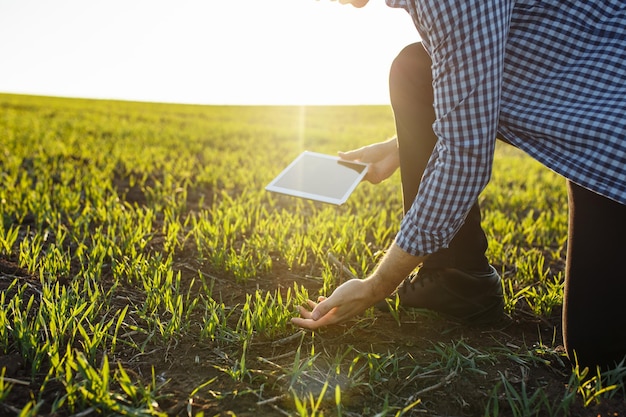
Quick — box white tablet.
[265,151,369,205]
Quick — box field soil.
[1,97,623,416]
[1,255,624,417]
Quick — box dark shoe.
[378,265,504,324]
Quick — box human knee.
[389,42,432,98]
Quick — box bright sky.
[0,0,419,105]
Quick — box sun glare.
[0,0,418,105]
[298,106,307,152]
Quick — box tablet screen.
[265,151,368,205]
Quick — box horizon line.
[0,90,392,107]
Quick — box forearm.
[365,242,425,301]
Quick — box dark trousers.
[564,182,626,368]
[389,42,626,368]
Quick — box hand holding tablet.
[265,151,369,205]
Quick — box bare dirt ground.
[1,255,624,416]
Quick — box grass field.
[0,93,624,416]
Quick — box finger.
[317,295,327,303]
[310,296,337,321]
[296,305,314,320]
[291,307,340,330]
[295,299,320,320]
[291,317,322,330]
[338,148,364,161]
[364,166,384,184]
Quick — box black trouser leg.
[563,181,626,369]
[389,43,489,271]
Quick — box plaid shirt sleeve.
[393,0,515,256]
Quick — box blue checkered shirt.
[387,0,626,257]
